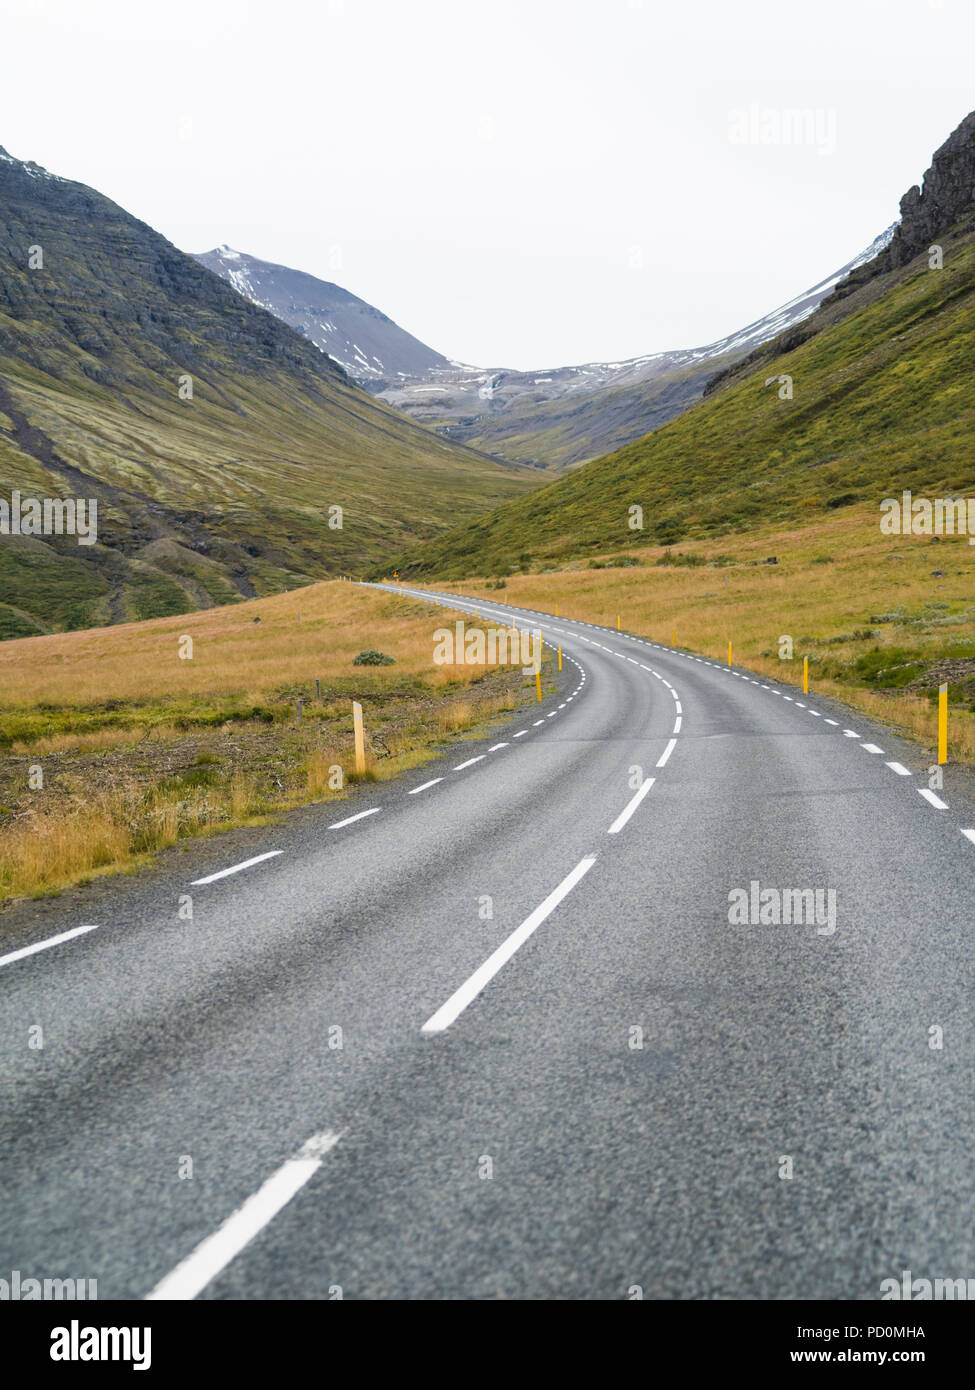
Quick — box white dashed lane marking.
[191,851,283,885]
[421,856,598,1034]
[146,1132,342,1300]
[329,808,382,830]
[0,924,100,972]
[607,778,656,834]
[656,739,677,769]
[409,778,443,795]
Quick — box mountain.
[378,111,975,580]
[851,110,975,278]
[366,228,896,472]
[202,230,895,475]
[0,147,534,638]
[702,113,975,399]
[194,245,452,384]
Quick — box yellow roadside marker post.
[728,642,732,666]
[352,700,366,774]
[535,671,542,701]
[803,657,808,694]
[939,683,948,764]
[558,645,562,670]
[617,614,621,631]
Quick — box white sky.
[3,0,972,368]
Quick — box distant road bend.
[1,582,974,1299]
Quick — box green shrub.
[353,650,395,666]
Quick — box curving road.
[1,582,974,1300]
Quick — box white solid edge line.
[453,755,486,770]
[191,851,283,885]
[409,778,443,794]
[145,1132,341,1301]
[328,808,381,830]
[421,856,598,1035]
[886,762,911,776]
[0,923,99,971]
[918,788,949,809]
[656,739,677,769]
[607,777,657,834]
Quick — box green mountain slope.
[381,184,975,578]
[0,147,534,637]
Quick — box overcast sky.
[4,0,972,368]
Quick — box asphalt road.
[2,582,974,1300]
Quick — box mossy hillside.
[0,151,537,634]
[382,228,975,580]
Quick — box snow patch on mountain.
[194,245,450,383]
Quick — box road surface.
[1,583,973,1299]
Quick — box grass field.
[426,504,975,763]
[0,581,549,905]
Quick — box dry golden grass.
[8,726,184,756]
[3,802,132,894]
[0,580,542,904]
[430,505,975,763]
[0,580,525,709]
